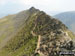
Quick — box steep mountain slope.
[0,7,39,49]
[0,7,75,56]
[0,7,40,56]
[54,11,75,32]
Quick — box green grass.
[0,37,38,56]
[67,31,75,39]
[0,12,38,56]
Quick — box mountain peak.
[29,7,39,13]
[30,7,35,10]
[29,7,36,11]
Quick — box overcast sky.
[0,0,75,17]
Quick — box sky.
[0,0,75,17]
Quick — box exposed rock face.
[33,33,74,56]
[31,11,75,56]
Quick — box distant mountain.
[0,7,75,56]
[46,11,61,16]
[0,14,7,18]
[54,11,75,32]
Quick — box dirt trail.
[37,35,41,49]
[31,31,41,49]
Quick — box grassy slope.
[67,30,75,39]
[0,11,38,56]
[0,10,32,49]
[0,15,14,43]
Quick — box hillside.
[0,7,75,56]
[54,11,75,33]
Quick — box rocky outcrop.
[31,11,75,56]
[33,32,74,56]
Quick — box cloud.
[0,0,75,12]
[12,0,75,11]
[0,0,6,6]
[12,0,61,11]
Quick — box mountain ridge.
[0,7,75,56]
